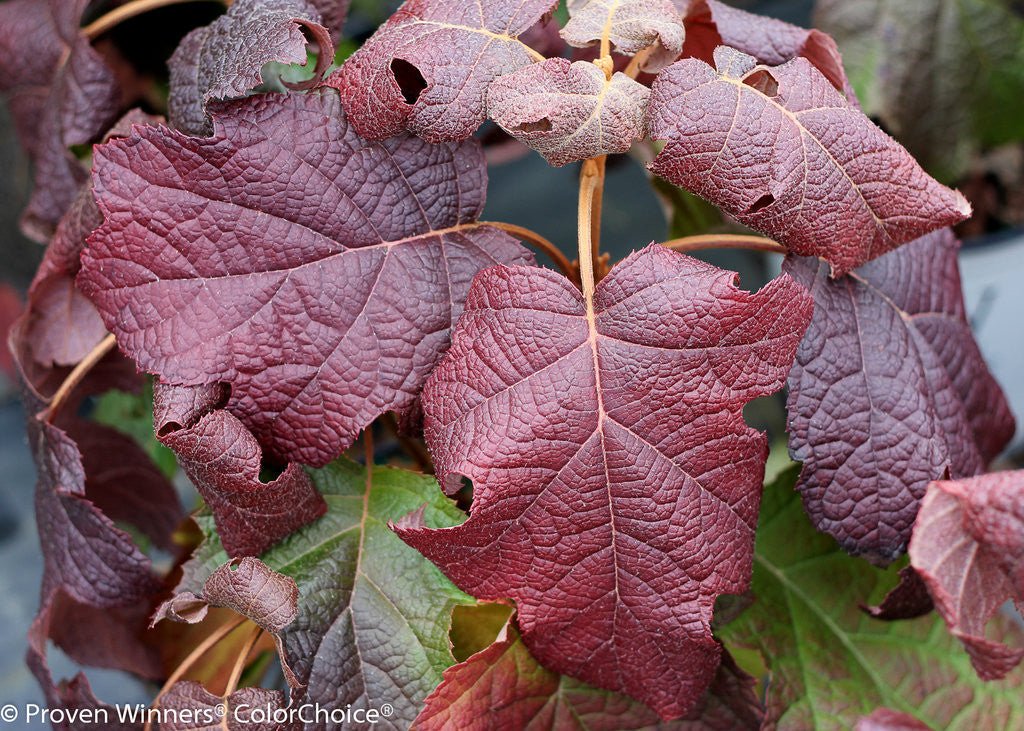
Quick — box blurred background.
[1,0,1023,709]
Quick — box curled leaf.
[79,91,533,466]
[154,382,326,557]
[169,0,334,136]
[487,58,650,166]
[397,244,813,718]
[561,0,686,72]
[910,470,1024,680]
[328,0,558,141]
[785,230,1014,564]
[647,47,971,276]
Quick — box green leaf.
[721,465,1024,729]
[179,457,474,727]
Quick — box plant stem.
[482,221,579,285]
[381,414,433,474]
[623,47,655,79]
[578,158,602,302]
[83,0,227,40]
[144,615,248,731]
[590,155,607,280]
[662,234,787,256]
[224,625,264,696]
[41,333,117,423]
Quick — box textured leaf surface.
[677,0,850,95]
[816,0,1024,180]
[487,58,649,166]
[396,244,813,718]
[784,230,1014,563]
[79,91,532,466]
[160,682,285,731]
[647,47,971,276]
[0,0,119,239]
[179,458,475,729]
[857,709,933,731]
[561,0,685,72]
[168,0,333,136]
[909,470,1024,679]
[416,620,762,730]
[721,465,1024,730]
[154,382,325,557]
[328,0,557,141]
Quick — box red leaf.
[561,0,686,73]
[677,0,851,96]
[647,47,971,276]
[785,230,1014,564]
[154,382,326,557]
[910,470,1024,680]
[0,0,120,239]
[168,0,334,136]
[487,58,650,166]
[78,91,533,466]
[860,567,933,621]
[416,620,763,729]
[857,709,933,731]
[327,0,558,141]
[396,244,812,718]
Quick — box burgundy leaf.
[784,230,1015,564]
[396,244,812,718]
[0,0,119,239]
[561,0,686,72]
[416,620,762,729]
[168,0,334,136]
[861,566,933,621]
[647,47,971,276]
[677,0,851,96]
[79,91,533,466]
[309,0,350,40]
[70,419,182,552]
[153,382,326,557]
[154,557,298,633]
[857,709,933,731]
[327,0,557,141]
[910,470,1024,680]
[487,58,650,166]
[160,682,286,731]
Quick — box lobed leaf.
[168,0,334,136]
[79,91,533,466]
[909,470,1024,679]
[487,58,650,166]
[396,244,813,718]
[784,230,1014,563]
[647,47,971,276]
[415,620,763,730]
[721,465,1024,729]
[561,0,686,72]
[179,458,476,729]
[0,0,119,240]
[677,0,851,96]
[154,382,326,557]
[327,0,558,141]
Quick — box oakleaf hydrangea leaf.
[168,0,334,136]
[177,458,475,728]
[416,619,763,729]
[721,465,1024,729]
[487,58,650,166]
[816,0,1024,181]
[561,0,686,72]
[154,382,326,557]
[160,682,285,731]
[0,0,119,239]
[678,0,851,96]
[857,709,932,731]
[784,230,1014,564]
[396,244,813,719]
[328,0,558,141]
[910,470,1024,680]
[78,91,532,466]
[647,47,971,276]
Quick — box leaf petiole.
[40,333,117,424]
[662,234,788,256]
[82,0,230,40]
